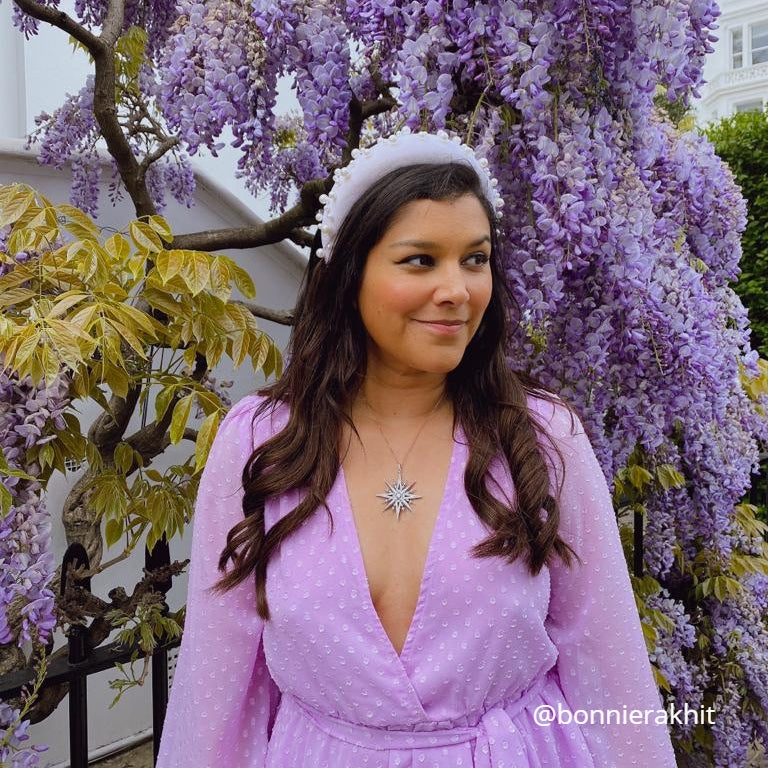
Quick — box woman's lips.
[414,320,467,335]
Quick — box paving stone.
[89,739,154,768]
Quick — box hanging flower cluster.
[158,0,267,156]
[0,372,69,651]
[0,370,68,766]
[0,701,47,768]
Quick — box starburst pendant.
[376,464,421,520]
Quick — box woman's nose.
[433,264,470,304]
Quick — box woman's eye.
[402,254,433,266]
[399,253,489,267]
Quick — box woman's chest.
[263,457,553,662]
[342,429,454,595]
[262,472,555,717]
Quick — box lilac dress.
[156,393,678,768]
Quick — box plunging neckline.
[338,431,459,662]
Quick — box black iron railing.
[0,540,179,768]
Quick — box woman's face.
[357,193,493,379]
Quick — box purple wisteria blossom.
[0,373,67,764]
[0,373,67,652]
[0,702,48,768]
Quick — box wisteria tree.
[2,0,768,767]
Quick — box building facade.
[694,0,768,125]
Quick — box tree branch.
[288,228,315,250]
[87,384,142,456]
[123,354,208,464]
[361,93,398,120]
[126,426,198,468]
[240,301,294,326]
[100,0,125,46]
[139,135,180,172]
[91,48,159,219]
[171,91,396,254]
[171,178,329,252]
[16,0,158,218]
[27,560,187,724]
[12,0,103,52]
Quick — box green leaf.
[140,622,156,652]
[178,251,211,297]
[154,250,183,284]
[209,256,232,301]
[170,394,194,445]
[628,464,653,491]
[86,440,104,471]
[7,227,40,254]
[0,187,35,228]
[195,410,220,472]
[147,215,173,243]
[146,527,157,556]
[653,666,672,693]
[656,463,685,491]
[0,484,12,517]
[105,518,123,548]
[641,621,657,645]
[227,258,256,299]
[46,291,90,319]
[114,442,134,474]
[104,234,131,263]
[58,203,101,241]
[129,221,163,253]
[251,332,270,371]
[155,385,177,423]
[38,443,55,471]
[102,361,130,399]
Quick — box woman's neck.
[354,374,448,421]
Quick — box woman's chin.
[407,355,466,376]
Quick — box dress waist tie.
[283,672,550,767]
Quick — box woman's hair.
[214,161,578,619]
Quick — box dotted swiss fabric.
[156,393,678,768]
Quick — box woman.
[156,129,678,767]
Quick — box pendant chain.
[361,392,445,519]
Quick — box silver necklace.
[362,393,445,521]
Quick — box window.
[735,100,764,113]
[731,22,768,68]
[752,22,768,65]
[732,27,743,68]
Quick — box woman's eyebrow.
[388,235,491,249]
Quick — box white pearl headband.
[314,127,504,263]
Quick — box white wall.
[0,2,27,138]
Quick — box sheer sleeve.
[536,398,678,767]
[156,394,281,768]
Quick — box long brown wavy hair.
[214,161,579,620]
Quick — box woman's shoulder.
[524,388,586,442]
[219,392,290,446]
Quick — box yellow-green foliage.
[0,182,282,555]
